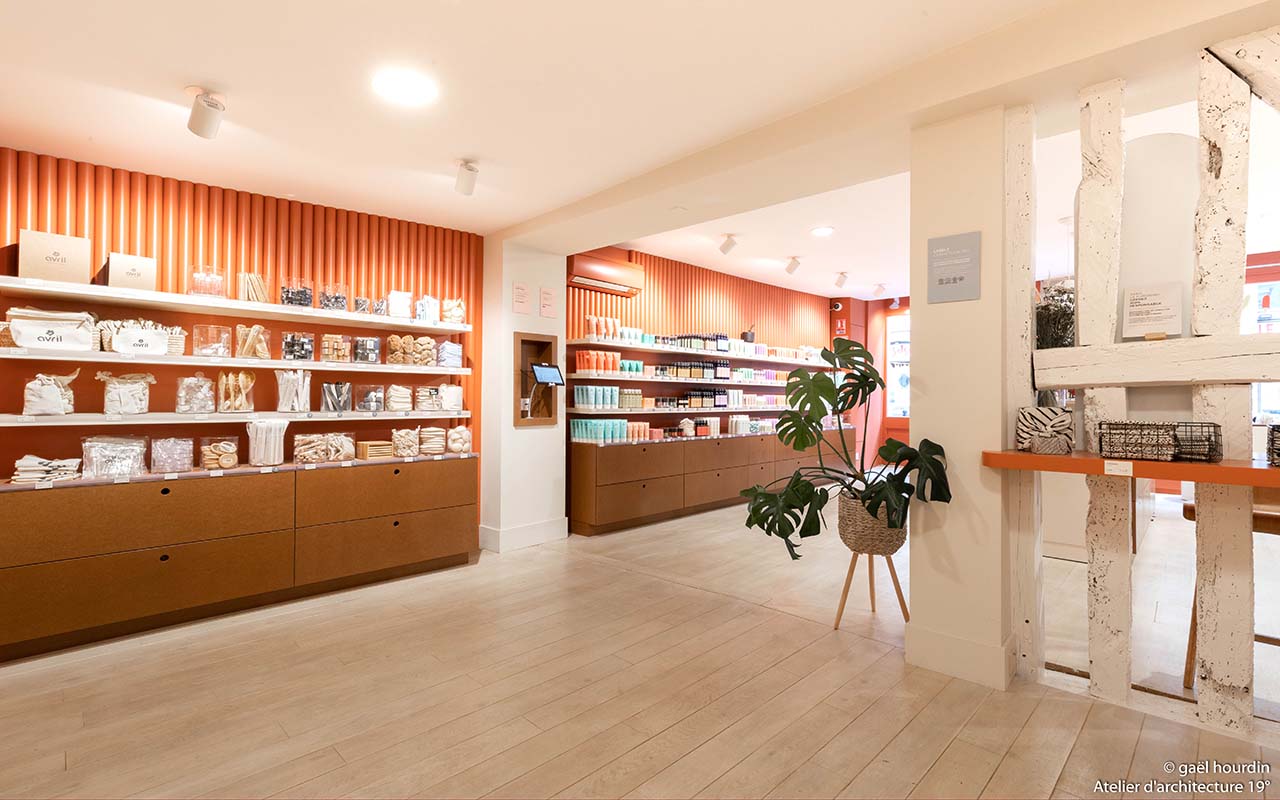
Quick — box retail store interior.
[4,2,1280,798]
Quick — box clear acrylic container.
[320,333,352,362]
[279,277,314,307]
[237,272,270,303]
[281,331,315,360]
[353,297,373,314]
[188,265,227,298]
[199,436,239,470]
[353,336,381,364]
[151,437,194,473]
[82,435,149,479]
[192,325,232,357]
[319,283,349,312]
[355,384,385,412]
[175,373,215,414]
[321,381,352,412]
[235,324,271,359]
[217,370,256,413]
[293,432,355,463]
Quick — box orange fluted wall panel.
[567,251,831,349]
[0,145,484,470]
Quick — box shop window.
[885,314,910,418]
[1245,280,1280,421]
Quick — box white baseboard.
[479,517,568,553]
[905,623,1016,690]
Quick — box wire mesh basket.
[1269,424,1280,467]
[1098,421,1176,461]
[1173,422,1222,463]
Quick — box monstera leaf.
[775,410,823,453]
[741,474,831,559]
[822,339,885,413]
[784,368,836,423]
[878,438,952,503]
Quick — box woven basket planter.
[838,492,907,556]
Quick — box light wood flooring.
[1045,494,1280,721]
[1,505,1277,799]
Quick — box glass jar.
[281,331,315,361]
[192,325,232,357]
[279,277,314,307]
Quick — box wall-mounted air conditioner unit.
[567,253,644,297]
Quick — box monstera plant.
[740,338,952,559]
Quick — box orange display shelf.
[982,450,1280,489]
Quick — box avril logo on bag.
[36,329,64,344]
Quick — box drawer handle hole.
[394,468,401,475]
[642,483,647,488]
[160,487,171,496]
[393,520,400,527]
[159,554,170,562]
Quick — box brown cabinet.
[295,458,477,527]
[296,505,478,585]
[596,441,684,484]
[0,530,295,646]
[0,472,294,569]
[684,438,750,473]
[595,476,683,525]
[684,466,752,508]
[745,435,774,465]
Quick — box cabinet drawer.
[296,505,477,585]
[745,461,773,488]
[684,466,753,508]
[596,441,684,485]
[0,530,294,646]
[0,473,295,569]
[595,476,683,525]
[745,435,775,465]
[684,438,750,472]
[295,458,477,527]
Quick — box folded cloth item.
[386,384,413,412]
[419,426,447,456]
[437,341,463,368]
[11,454,81,484]
[23,369,78,415]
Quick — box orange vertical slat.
[178,181,194,292]
[263,196,277,300]
[74,162,94,242]
[160,178,178,291]
[144,175,162,260]
[0,149,17,246]
[55,158,75,236]
[248,193,263,278]
[129,172,146,254]
[16,151,37,233]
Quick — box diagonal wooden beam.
[1033,332,1280,389]
[1208,25,1280,111]
[1191,49,1254,733]
[1076,78,1131,706]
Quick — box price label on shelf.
[209,470,224,477]
[433,455,443,461]
[194,414,209,421]
[164,473,179,480]
[340,460,352,468]
[259,466,275,474]
[1103,460,1134,477]
[113,477,130,484]
[18,415,34,423]
[303,464,317,470]
[13,348,28,355]
[34,481,52,490]
[403,457,415,463]
[106,414,123,421]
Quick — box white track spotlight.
[835,272,848,288]
[890,296,901,310]
[719,234,738,255]
[873,283,887,296]
[455,161,478,196]
[785,257,801,275]
[186,89,225,139]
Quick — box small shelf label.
[259,466,275,474]
[34,481,52,490]
[304,464,317,470]
[164,473,179,480]
[209,470,224,477]
[1103,460,1134,477]
[113,477,130,484]
[340,460,352,467]
[403,457,415,463]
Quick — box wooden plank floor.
[0,505,1275,799]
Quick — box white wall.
[480,239,568,552]
[906,106,1015,690]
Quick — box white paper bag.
[110,328,170,355]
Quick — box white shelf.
[567,406,785,416]
[566,337,823,369]
[0,276,471,335]
[0,410,471,428]
[564,372,785,388]
[0,347,470,376]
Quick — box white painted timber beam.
[1191,50,1254,733]
[1033,332,1280,389]
[1208,25,1280,111]
[1003,105,1043,683]
[1076,78,1131,705]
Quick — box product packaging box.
[99,252,158,291]
[18,229,91,283]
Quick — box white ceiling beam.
[1034,332,1280,389]
[1208,25,1280,111]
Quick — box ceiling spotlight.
[186,89,225,139]
[372,66,440,107]
[454,161,478,196]
[785,257,801,275]
[890,297,901,310]
[811,226,835,237]
[719,234,738,255]
[835,272,848,289]
[873,283,887,296]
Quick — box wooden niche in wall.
[514,332,559,427]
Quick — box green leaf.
[784,368,837,423]
[740,474,830,559]
[861,471,913,529]
[776,410,822,452]
[876,437,952,505]
[821,339,884,413]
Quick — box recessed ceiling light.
[785,257,801,275]
[810,226,835,237]
[372,67,439,107]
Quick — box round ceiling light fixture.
[810,226,835,237]
[372,66,440,107]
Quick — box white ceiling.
[624,96,1280,299]
[0,0,1057,236]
